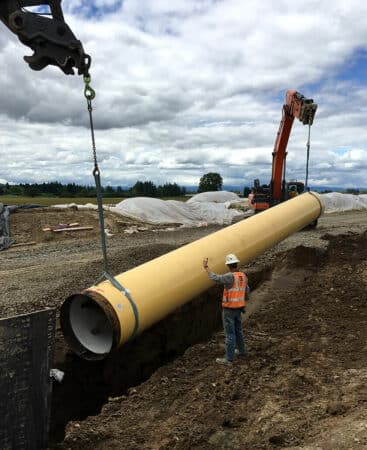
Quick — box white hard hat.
[225,254,240,265]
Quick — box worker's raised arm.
[0,0,90,75]
[203,257,234,288]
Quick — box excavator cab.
[248,179,270,213]
[249,180,305,212]
[286,181,304,199]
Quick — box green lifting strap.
[305,123,311,190]
[83,75,139,340]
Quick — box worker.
[203,254,249,364]
[288,185,298,198]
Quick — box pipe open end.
[61,293,119,360]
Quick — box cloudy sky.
[0,0,366,189]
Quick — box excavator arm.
[249,90,317,213]
[270,90,317,202]
[0,0,90,75]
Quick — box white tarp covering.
[52,202,98,210]
[187,191,241,203]
[321,193,367,213]
[51,192,367,227]
[109,196,245,226]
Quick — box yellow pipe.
[60,192,323,359]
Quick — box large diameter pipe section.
[61,192,323,360]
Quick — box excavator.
[248,90,317,213]
[0,0,90,75]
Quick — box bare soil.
[1,208,366,449]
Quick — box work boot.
[215,357,232,365]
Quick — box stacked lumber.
[42,223,93,232]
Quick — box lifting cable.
[305,123,311,190]
[83,75,139,339]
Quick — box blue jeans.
[222,308,245,361]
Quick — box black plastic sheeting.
[0,309,56,450]
[0,203,14,250]
[0,203,42,250]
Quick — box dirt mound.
[60,232,367,450]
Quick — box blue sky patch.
[81,1,123,19]
[25,5,51,15]
[332,148,349,156]
[336,48,367,85]
[24,2,123,19]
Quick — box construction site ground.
[0,208,366,449]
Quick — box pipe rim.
[308,191,324,216]
[60,291,120,360]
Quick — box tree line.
[0,172,225,198]
[1,175,363,199]
[0,181,187,198]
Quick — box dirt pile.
[60,231,367,450]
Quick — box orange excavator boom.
[270,90,317,202]
[249,90,317,213]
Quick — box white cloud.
[0,0,366,189]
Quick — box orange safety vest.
[222,272,246,309]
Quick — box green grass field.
[0,195,189,206]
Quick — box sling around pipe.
[60,192,324,360]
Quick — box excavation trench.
[49,243,327,445]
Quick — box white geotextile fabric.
[321,193,367,213]
[187,191,241,203]
[51,203,98,210]
[51,192,367,226]
[109,196,244,226]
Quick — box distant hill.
[109,184,367,194]
[221,185,366,193]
